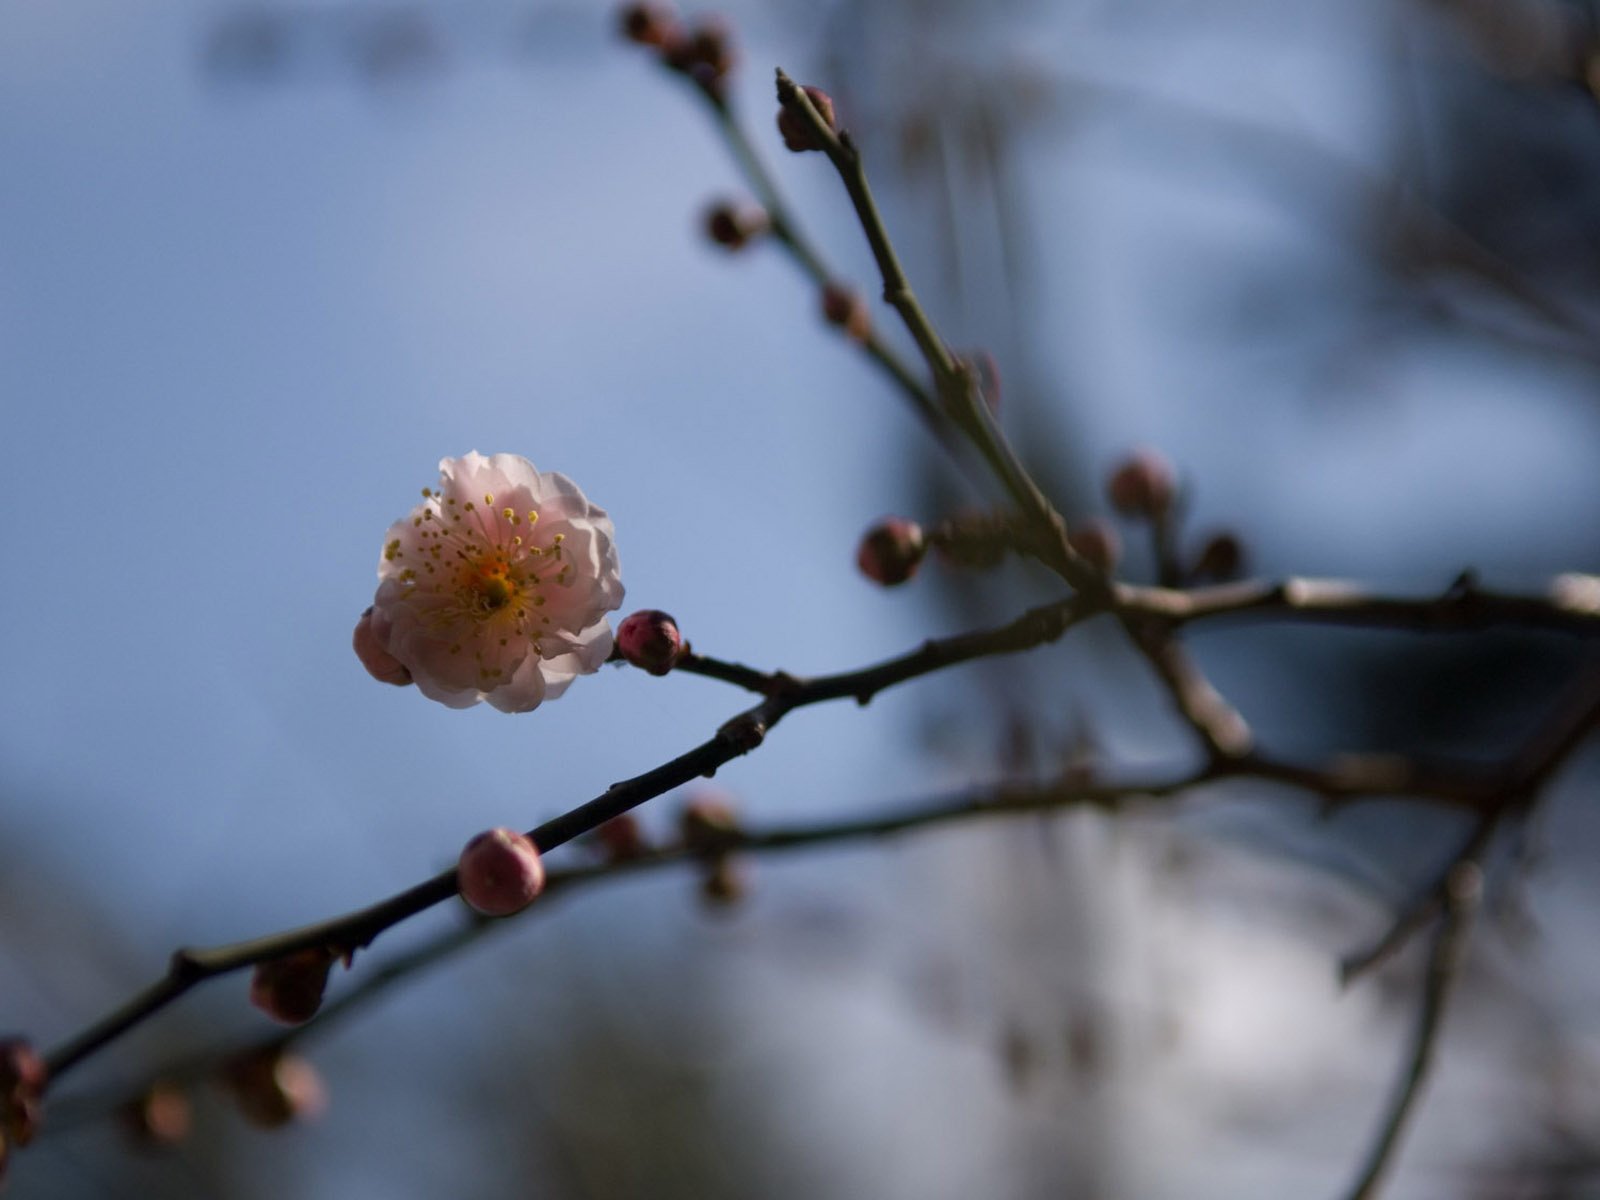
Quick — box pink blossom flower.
[370,453,623,712]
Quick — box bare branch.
[42,594,1095,1082]
[1115,573,1600,637]
[1340,860,1484,1200]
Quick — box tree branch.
[42,594,1095,1083]
[1340,859,1484,1200]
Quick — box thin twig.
[694,89,958,453]
[1333,664,1600,1197]
[673,648,775,693]
[654,578,1600,707]
[1124,617,1255,758]
[773,67,1267,764]
[1339,809,1501,985]
[1339,662,1600,984]
[1115,573,1600,636]
[772,69,1100,593]
[1340,859,1484,1200]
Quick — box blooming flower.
[369,452,623,712]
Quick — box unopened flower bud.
[1190,531,1245,581]
[856,517,926,586]
[700,856,747,907]
[592,813,648,862]
[679,792,741,855]
[249,946,339,1026]
[223,1051,327,1130]
[1106,449,1177,519]
[458,828,545,917]
[703,199,768,250]
[689,18,733,70]
[821,283,871,341]
[121,1081,192,1149]
[777,84,837,152]
[617,1,679,48]
[353,607,412,686]
[1067,518,1120,573]
[617,609,683,675]
[0,1039,46,1151]
[665,15,735,97]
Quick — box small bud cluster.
[458,828,546,917]
[1101,449,1247,583]
[618,3,736,101]
[855,511,1063,584]
[776,83,837,152]
[617,609,685,675]
[0,1040,46,1187]
[848,450,1244,589]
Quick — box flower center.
[470,561,519,614]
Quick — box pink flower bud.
[1190,531,1245,581]
[223,1051,327,1129]
[777,84,837,152]
[121,1081,192,1148]
[353,606,412,686]
[458,828,545,917]
[592,813,648,862]
[617,1,679,48]
[821,283,872,341]
[249,946,339,1026]
[1067,518,1121,573]
[700,856,747,907]
[617,609,683,675]
[664,15,736,98]
[0,1039,46,1152]
[856,518,926,586]
[1106,449,1177,519]
[679,792,741,856]
[703,199,768,250]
